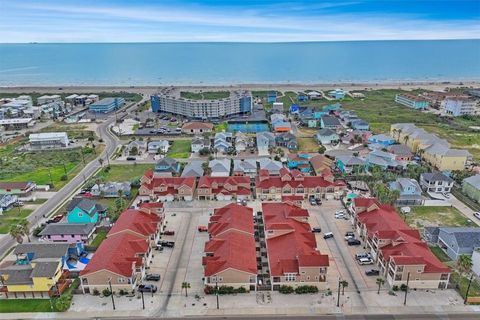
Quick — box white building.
[147,140,170,154]
[37,95,61,105]
[442,97,478,117]
[29,132,69,150]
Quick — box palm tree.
[457,255,473,275]
[18,219,30,242]
[181,282,191,297]
[403,135,410,146]
[98,158,104,167]
[340,280,348,295]
[9,219,30,243]
[376,278,385,294]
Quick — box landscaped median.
[0,278,79,313]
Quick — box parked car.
[365,269,380,276]
[46,214,64,224]
[158,240,175,248]
[162,230,175,236]
[154,245,164,251]
[347,239,361,246]
[358,258,374,265]
[12,201,24,207]
[126,157,136,161]
[344,234,355,241]
[474,212,480,220]
[355,253,371,260]
[323,232,334,239]
[137,284,157,293]
[309,199,317,206]
[345,231,354,237]
[335,209,346,215]
[198,226,208,232]
[335,214,345,219]
[312,227,322,233]
[315,199,322,205]
[145,274,161,281]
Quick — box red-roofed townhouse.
[255,168,346,201]
[79,233,150,293]
[352,197,450,289]
[262,203,329,290]
[108,208,163,246]
[139,170,196,201]
[197,176,251,201]
[203,203,257,291]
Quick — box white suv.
[473,212,480,220]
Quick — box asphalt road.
[0,97,147,258]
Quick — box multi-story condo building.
[263,203,329,290]
[394,94,429,110]
[442,97,478,117]
[352,198,450,289]
[255,168,347,200]
[390,123,471,171]
[197,176,251,201]
[89,97,125,113]
[139,170,196,201]
[29,132,69,150]
[151,88,252,120]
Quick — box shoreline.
[0,80,479,94]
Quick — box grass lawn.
[39,124,94,140]
[297,137,319,153]
[180,91,229,100]
[340,89,480,161]
[167,139,192,159]
[0,141,104,190]
[428,245,452,263]
[0,209,34,234]
[95,164,153,182]
[451,272,480,299]
[0,299,55,313]
[214,122,228,132]
[405,206,478,230]
[90,229,108,247]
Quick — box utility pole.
[403,272,410,306]
[108,278,116,310]
[141,290,145,309]
[464,273,474,305]
[215,280,219,309]
[337,278,341,307]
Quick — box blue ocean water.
[0,40,479,86]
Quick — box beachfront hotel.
[150,88,252,120]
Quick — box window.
[417,269,422,273]
[306,276,310,280]
[315,276,319,280]
[218,277,223,282]
[118,277,126,283]
[285,273,296,282]
[78,212,83,217]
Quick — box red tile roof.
[263,203,329,276]
[198,176,251,197]
[141,171,196,195]
[208,203,254,237]
[80,233,149,277]
[203,232,257,276]
[256,170,345,189]
[108,209,160,238]
[0,182,33,190]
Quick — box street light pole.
[403,272,410,306]
[215,280,219,309]
[141,290,145,309]
[337,278,341,307]
[464,273,474,305]
[108,278,116,310]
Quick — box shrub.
[235,286,247,293]
[60,175,68,181]
[294,285,319,294]
[54,294,72,312]
[392,285,399,291]
[102,288,112,296]
[204,286,215,295]
[279,285,294,294]
[400,284,408,292]
[92,288,100,296]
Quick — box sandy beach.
[0,80,479,95]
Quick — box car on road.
[474,212,480,220]
[312,227,322,233]
[162,230,175,236]
[347,238,361,246]
[365,269,380,276]
[145,274,161,281]
[198,226,208,232]
[137,284,157,293]
[358,258,374,265]
[323,232,334,239]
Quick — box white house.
[148,140,170,154]
[420,172,454,195]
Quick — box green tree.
[182,282,191,297]
[376,278,385,294]
[130,146,138,156]
[9,219,30,243]
[457,255,473,275]
[54,294,72,311]
[340,280,348,295]
[318,145,326,154]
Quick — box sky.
[0,0,479,42]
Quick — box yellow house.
[390,123,471,171]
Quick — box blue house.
[297,94,308,102]
[154,157,181,175]
[351,119,369,131]
[368,134,395,146]
[89,97,125,113]
[323,103,342,113]
[388,178,424,206]
[267,91,277,104]
[290,104,300,114]
[287,154,311,173]
[66,198,107,224]
[366,150,403,170]
[335,155,366,174]
[328,89,346,100]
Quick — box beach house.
[316,128,339,145]
[462,175,480,204]
[66,198,107,224]
[388,178,424,206]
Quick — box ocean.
[0,40,479,86]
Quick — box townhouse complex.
[352,198,450,289]
[390,123,471,171]
[203,202,329,291]
[151,88,252,120]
